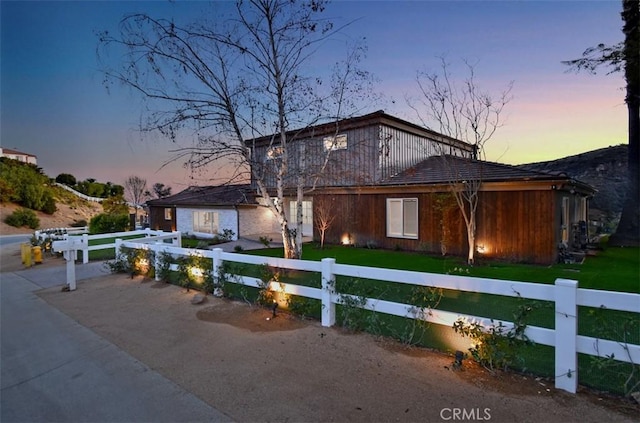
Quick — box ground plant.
[5,208,40,229]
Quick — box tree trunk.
[609,0,640,247]
[466,211,476,265]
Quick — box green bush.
[5,208,39,229]
[42,193,57,215]
[89,213,129,234]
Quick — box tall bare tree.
[409,58,513,264]
[124,175,148,220]
[98,0,372,258]
[563,0,639,246]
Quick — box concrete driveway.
[1,250,232,422]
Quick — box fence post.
[321,258,336,327]
[174,231,182,247]
[82,233,89,264]
[154,242,162,282]
[555,278,578,394]
[212,248,223,278]
[115,238,123,260]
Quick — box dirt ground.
[0,202,100,236]
[2,244,638,422]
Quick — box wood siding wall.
[149,206,176,232]
[252,123,472,189]
[313,190,560,264]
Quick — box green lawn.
[249,244,639,292]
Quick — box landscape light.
[454,350,464,368]
[271,300,278,317]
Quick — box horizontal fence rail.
[84,240,640,395]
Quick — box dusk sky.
[1,1,626,191]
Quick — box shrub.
[89,213,129,234]
[5,208,39,229]
[41,194,57,215]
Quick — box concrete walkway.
[1,259,233,422]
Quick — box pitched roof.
[381,155,594,190]
[146,184,256,207]
[1,148,37,158]
[247,110,474,153]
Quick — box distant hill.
[520,144,628,224]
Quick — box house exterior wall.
[252,122,473,190]
[313,188,579,265]
[0,148,37,165]
[176,207,239,240]
[238,205,281,236]
[149,206,176,232]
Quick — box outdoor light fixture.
[271,300,278,317]
[454,350,464,368]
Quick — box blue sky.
[1,1,625,190]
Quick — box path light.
[271,300,278,317]
[137,258,149,274]
[454,350,464,369]
[189,266,203,278]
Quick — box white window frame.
[192,211,219,235]
[323,134,347,151]
[164,208,172,220]
[386,198,418,239]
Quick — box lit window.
[164,208,173,220]
[386,198,418,239]
[266,146,283,160]
[193,211,218,234]
[323,134,347,151]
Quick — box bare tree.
[124,175,148,220]
[313,195,336,249]
[409,58,513,264]
[98,0,372,258]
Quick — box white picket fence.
[35,226,89,241]
[115,240,640,395]
[54,182,105,202]
[62,229,181,264]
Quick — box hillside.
[520,144,628,226]
[0,186,102,235]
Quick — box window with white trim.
[164,208,172,220]
[192,211,219,235]
[386,198,418,239]
[323,134,347,151]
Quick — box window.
[266,146,283,160]
[192,211,218,235]
[323,134,347,151]
[289,200,313,225]
[164,208,172,220]
[386,198,418,239]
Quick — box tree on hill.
[55,173,77,186]
[563,0,639,246]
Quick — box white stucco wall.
[176,207,239,240]
[239,205,280,236]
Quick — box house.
[0,147,37,165]
[312,155,593,264]
[146,184,279,239]
[246,110,594,263]
[150,110,594,264]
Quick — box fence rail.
[113,241,640,395]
